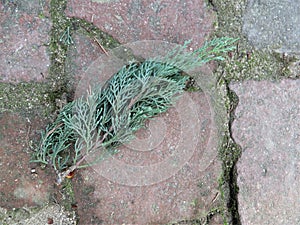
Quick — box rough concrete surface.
[231,79,300,225]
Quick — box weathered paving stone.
[0,0,51,83]
[65,33,105,87]
[66,0,214,48]
[65,1,223,223]
[231,79,300,225]
[0,112,53,209]
[0,111,78,224]
[243,0,300,54]
[71,46,222,223]
[0,0,229,224]
[72,90,221,224]
[65,0,216,90]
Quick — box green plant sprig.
[31,37,237,184]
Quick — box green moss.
[219,49,292,81]
[215,83,241,221]
[0,207,30,224]
[185,77,203,92]
[0,82,53,116]
[210,0,295,82]
[48,0,71,88]
[213,78,241,224]
[60,179,76,211]
[205,0,299,223]
[70,18,120,49]
[46,0,121,107]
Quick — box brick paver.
[231,79,300,224]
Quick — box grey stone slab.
[231,79,300,225]
[243,0,300,55]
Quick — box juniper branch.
[31,37,237,184]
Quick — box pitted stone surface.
[64,1,223,223]
[0,0,51,83]
[243,0,300,54]
[66,0,214,48]
[231,79,300,225]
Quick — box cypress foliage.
[32,37,237,183]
